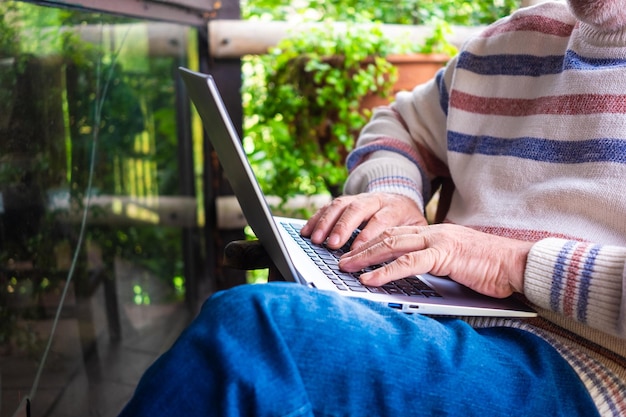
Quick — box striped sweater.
[344,1,626,415]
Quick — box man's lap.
[119,282,598,416]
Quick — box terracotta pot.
[361,53,449,110]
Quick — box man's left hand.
[338,224,534,299]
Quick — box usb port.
[387,303,402,310]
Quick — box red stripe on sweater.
[563,243,587,317]
[463,225,584,242]
[481,15,574,38]
[450,92,626,116]
[372,137,426,166]
[578,349,626,415]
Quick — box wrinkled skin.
[301,192,427,250]
[338,224,533,299]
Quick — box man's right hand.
[300,192,428,250]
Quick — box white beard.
[567,0,626,31]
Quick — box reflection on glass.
[0,2,202,415]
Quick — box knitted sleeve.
[343,60,454,211]
[525,238,626,338]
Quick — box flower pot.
[361,53,450,110]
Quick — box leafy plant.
[239,0,516,212]
[416,19,458,56]
[241,0,518,26]
[244,23,398,202]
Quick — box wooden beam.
[51,195,199,227]
[62,22,189,57]
[30,0,218,26]
[207,19,484,58]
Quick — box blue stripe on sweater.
[457,50,626,77]
[457,51,564,76]
[550,240,576,311]
[448,132,626,164]
[577,245,599,323]
[347,144,419,170]
[436,70,449,116]
[564,50,626,71]
[557,343,619,417]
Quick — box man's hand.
[338,224,534,299]
[300,192,428,250]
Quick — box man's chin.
[567,0,626,32]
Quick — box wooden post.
[203,0,249,291]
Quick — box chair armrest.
[223,239,273,270]
[223,239,285,281]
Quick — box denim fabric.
[119,282,599,417]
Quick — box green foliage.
[0,1,188,335]
[416,19,458,56]
[244,23,397,201]
[0,2,19,57]
[241,0,515,205]
[241,0,518,26]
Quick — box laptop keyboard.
[282,222,442,298]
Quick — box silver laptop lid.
[178,67,304,284]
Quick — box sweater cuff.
[524,238,626,335]
[343,151,425,212]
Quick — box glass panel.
[0,2,203,416]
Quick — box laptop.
[178,67,536,318]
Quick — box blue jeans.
[119,282,598,417]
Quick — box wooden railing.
[208,20,483,59]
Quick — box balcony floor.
[1,270,196,417]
